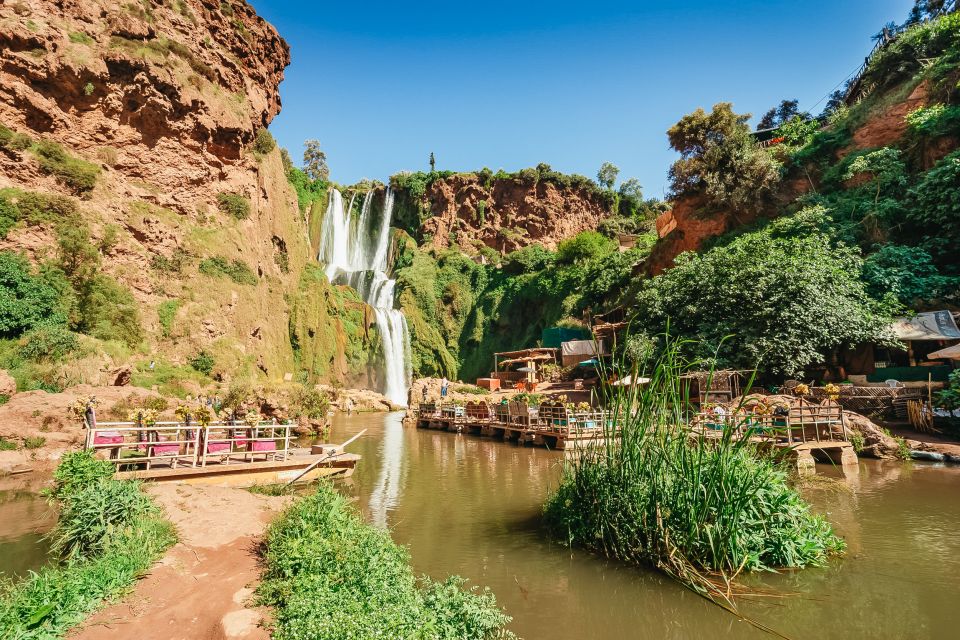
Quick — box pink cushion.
[251,440,276,452]
[94,435,123,445]
[206,442,230,453]
[151,444,180,455]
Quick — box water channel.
[327,411,960,640]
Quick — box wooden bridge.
[414,400,611,451]
[694,397,859,475]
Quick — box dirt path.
[70,484,291,640]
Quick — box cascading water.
[319,188,411,405]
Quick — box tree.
[618,177,643,201]
[757,99,803,130]
[429,152,436,172]
[667,102,782,213]
[597,162,619,190]
[302,139,329,181]
[629,207,895,377]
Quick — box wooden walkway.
[414,401,610,451]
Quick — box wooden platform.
[415,415,607,451]
[114,450,360,487]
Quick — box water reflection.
[326,412,960,639]
[367,412,406,527]
[0,475,56,578]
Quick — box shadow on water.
[320,411,960,639]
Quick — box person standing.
[440,376,449,399]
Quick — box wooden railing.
[85,421,294,470]
[844,1,958,105]
[694,398,848,445]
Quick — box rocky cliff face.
[647,80,955,274]
[400,173,614,254]
[0,0,288,213]
[0,1,375,388]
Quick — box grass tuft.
[543,336,845,605]
[257,481,514,639]
[0,451,175,638]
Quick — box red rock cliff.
[0,0,289,213]
[416,174,614,253]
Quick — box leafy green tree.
[618,177,643,201]
[906,149,960,266]
[842,148,908,207]
[630,208,895,377]
[303,139,330,181]
[597,162,619,190]
[862,244,958,304]
[667,103,782,213]
[0,252,71,338]
[757,99,803,130]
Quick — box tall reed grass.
[543,338,844,602]
[257,480,514,639]
[0,451,175,638]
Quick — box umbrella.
[578,359,600,367]
[516,366,535,372]
[927,343,960,360]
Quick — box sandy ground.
[70,484,292,640]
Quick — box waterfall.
[319,188,411,406]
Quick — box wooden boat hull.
[114,453,359,488]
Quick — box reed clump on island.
[0,451,176,638]
[543,338,845,602]
[257,480,515,640]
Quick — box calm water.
[328,412,960,640]
[0,477,55,579]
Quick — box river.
[1,413,957,638]
[328,411,960,640]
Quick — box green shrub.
[199,255,258,285]
[157,300,179,337]
[68,31,93,45]
[19,324,80,362]
[0,188,80,238]
[556,230,615,265]
[22,436,45,450]
[75,275,143,348]
[0,252,72,338]
[216,192,250,220]
[31,140,100,194]
[252,128,276,157]
[0,437,16,451]
[0,124,32,153]
[150,248,190,273]
[906,104,960,137]
[502,244,555,274]
[257,481,513,640]
[290,385,329,419]
[188,350,215,376]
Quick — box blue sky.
[252,0,912,199]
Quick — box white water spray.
[319,188,411,405]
